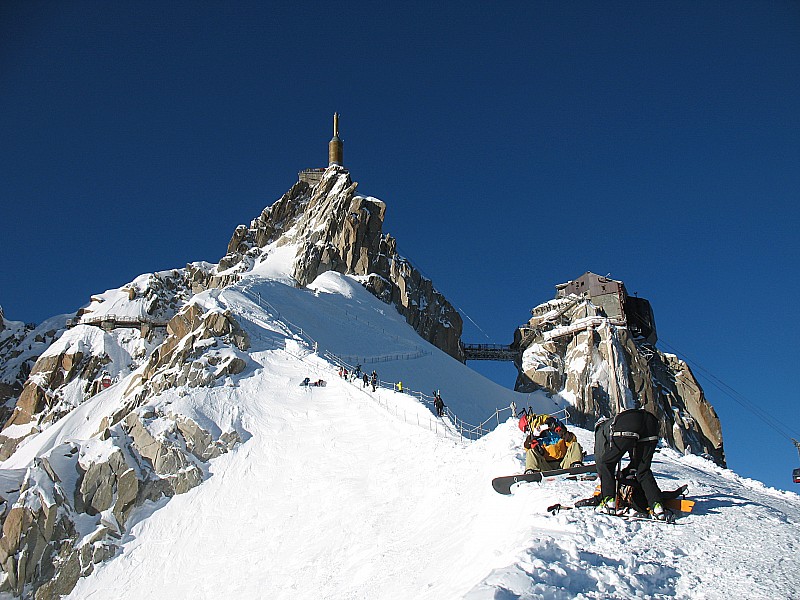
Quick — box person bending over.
[594,408,666,520]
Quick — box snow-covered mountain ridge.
[0,163,477,597]
[0,263,512,598]
[1,269,799,599]
[0,164,794,598]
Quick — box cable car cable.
[627,310,799,442]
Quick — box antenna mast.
[328,112,343,167]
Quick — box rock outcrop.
[0,269,206,461]
[0,315,64,427]
[0,297,250,597]
[0,410,239,599]
[121,300,250,404]
[0,326,124,461]
[76,269,197,326]
[514,289,725,465]
[5,335,109,428]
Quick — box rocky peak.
[205,166,464,360]
[514,283,725,465]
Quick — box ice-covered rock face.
[514,295,725,465]
[0,296,247,598]
[129,300,250,401]
[0,410,240,599]
[205,166,464,360]
[0,315,65,426]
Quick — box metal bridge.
[68,315,169,331]
[461,343,518,362]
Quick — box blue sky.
[2,1,799,491]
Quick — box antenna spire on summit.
[329,112,343,166]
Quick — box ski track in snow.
[5,272,798,600]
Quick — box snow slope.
[4,272,799,599]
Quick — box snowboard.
[618,498,693,522]
[547,484,694,515]
[664,497,694,513]
[612,500,692,524]
[615,513,680,525]
[492,464,598,495]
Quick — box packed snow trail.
[66,348,541,599]
[65,357,800,598]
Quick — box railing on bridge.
[69,314,169,330]
[462,343,518,362]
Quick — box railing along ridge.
[237,285,568,442]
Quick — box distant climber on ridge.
[433,391,445,417]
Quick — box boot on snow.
[651,502,667,521]
[597,496,620,516]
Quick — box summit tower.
[298,113,347,185]
[328,112,343,166]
